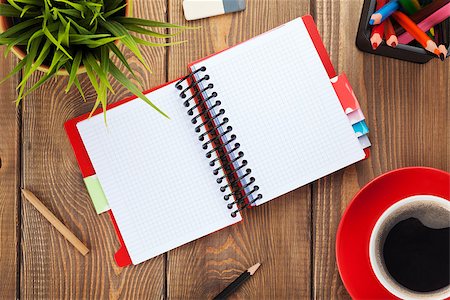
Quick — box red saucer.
[336,167,450,299]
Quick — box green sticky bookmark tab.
[83,175,110,214]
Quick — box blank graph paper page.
[191,17,365,205]
[77,83,241,264]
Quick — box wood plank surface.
[0,48,19,299]
[19,0,167,298]
[312,1,450,299]
[167,1,313,298]
[0,0,448,299]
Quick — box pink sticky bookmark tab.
[331,73,360,114]
[348,109,366,125]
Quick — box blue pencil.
[369,0,401,25]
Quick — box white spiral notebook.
[65,16,371,266]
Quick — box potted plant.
[0,0,189,118]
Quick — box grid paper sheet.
[191,18,365,205]
[77,83,241,264]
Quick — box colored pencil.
[394,0,450,36]
[371,23,385,49]
[370,0,400,25]
[430,27,435,37]
[437,18,450,47]
[22,189,90,256]
[398,0,421,14]
[213,263,261,299]
[434,23,440,43]
[438,44,448,57]
[392,11,444,59]
[437,19,449,58]
[419,0,433,5]
[427,27,435,39]
[370,0,388,49]
[397,2,450,44]
[385,18,398,47]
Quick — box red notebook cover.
[65,80,178,267]
[65,15,370,267]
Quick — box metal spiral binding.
[175,67,263,217]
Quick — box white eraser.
[183,0,246,21]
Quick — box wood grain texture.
[1,0,448,299]
[167,1,312,299]
[20,0,167,298]
[313,1,450,299]
[0,48,19,299]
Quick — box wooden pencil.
[371,0,388,49]
[437,19,448,59]
[371,23,385,49]
[398,0,421,15]
[432,26,438,43]
[385,18,398,47]
[394,0,450,36]
[391,11,444,59]
[397,2,450,44]
[22,189,90,256]
[213,263,261,299]
[370,0,400,25]
[432,19,448,58]
[439,17,450,47]
[438,44,448,58]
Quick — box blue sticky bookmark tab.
[352,120,369,137]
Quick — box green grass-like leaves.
[0,0,192,119]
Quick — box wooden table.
[0,0,448,298]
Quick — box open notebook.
[65,16,371,265]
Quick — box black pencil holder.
[356,0,450,63]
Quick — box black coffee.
[383,217,450,293]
